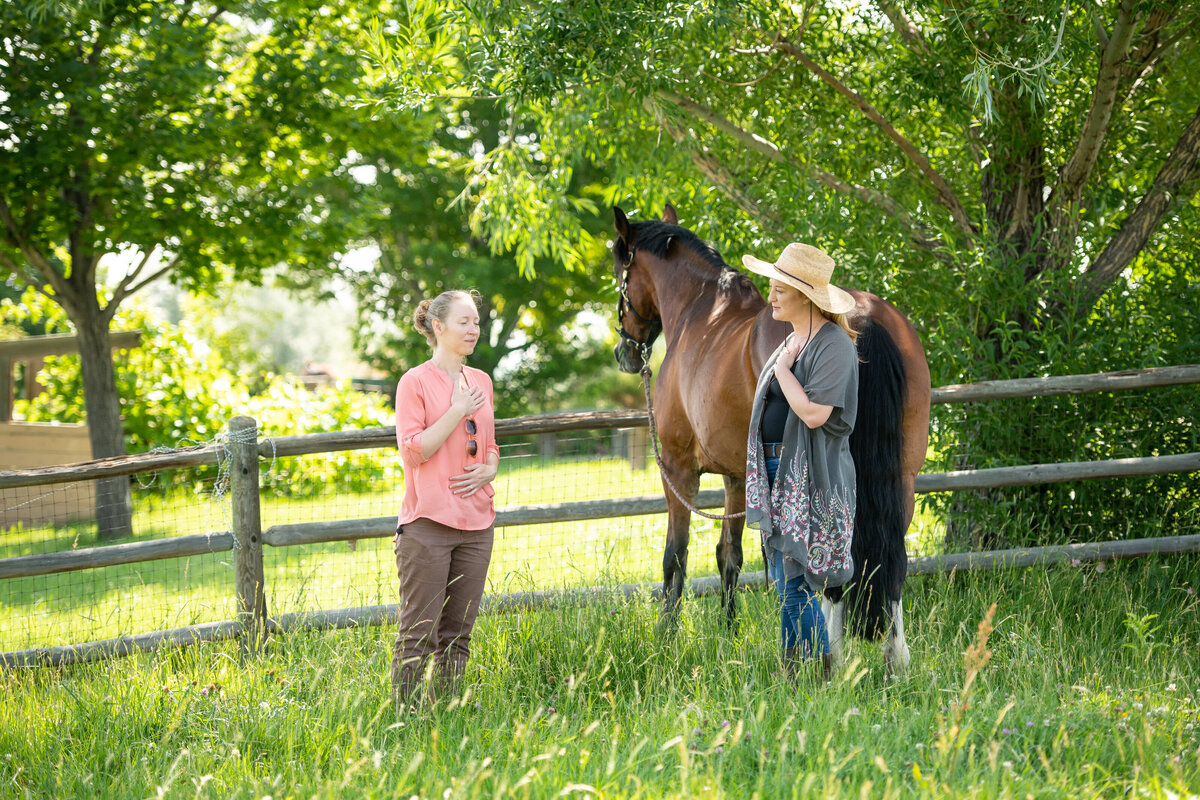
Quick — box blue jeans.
[766,455,830,657]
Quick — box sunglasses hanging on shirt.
[465,417,478,457]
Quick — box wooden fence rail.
[2,364,1199,665]
[927,364,1200,404]
[7,444,1199,581]
[3,365,1197,491]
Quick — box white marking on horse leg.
[882,599,911,676]
[822,596,846,666]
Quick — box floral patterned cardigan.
[745,323,859,590]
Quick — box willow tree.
[371,0,1200,543]
[374,0,1197,329]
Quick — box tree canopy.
[0,0,376,533]
[370,0,1200,544]
[371,0,1200,359]
[1,0,631,538]
[271,96,620,418]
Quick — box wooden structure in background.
[0,332,141,529]
[0,422,95,529]
[1,363,1198,665]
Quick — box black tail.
[837,318,907,638]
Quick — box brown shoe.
[392,662,424,711]
[434,655,468,701]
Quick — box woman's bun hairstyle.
[413,299,436,345]
[413,289,482,348]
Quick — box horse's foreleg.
[821,594,847,668]
[881,598,911,677]
[660,478,697,630]
[715,475,746,627]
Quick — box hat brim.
[741,254,856,315]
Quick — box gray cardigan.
[745,324,859,590]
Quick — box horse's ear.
[662,203,678,225]
[614,206,631,241]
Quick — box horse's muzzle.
[613,342,642,374]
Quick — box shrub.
[5,289,397,497]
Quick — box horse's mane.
[627,220,761,298]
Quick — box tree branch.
[875,0,929,55]
[767,34,977,240]
[1056,0,1137,202]
[0,249,45,297]
[201,5,227,30]
[0,197,77,311]
[109,246,157,301]
[61,69,99,297]
[1118,10,1190,110]
[122,258,179,299]
[652,90,949,255]
[108,248,180,315]
[1080,103,1200,307]
[647,100,785,232]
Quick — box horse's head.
[610,205,673,373]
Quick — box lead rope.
[640,362,747,521]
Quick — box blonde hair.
[413,289,482,348]
[825,310,858,344]
[781,281,859,344]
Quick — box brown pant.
[391,517,494,706]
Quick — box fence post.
[0,355,11,422]
[229,415,266,656]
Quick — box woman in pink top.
[392,288,500,709]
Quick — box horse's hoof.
[722,600,739,630]
[883,648,911,679]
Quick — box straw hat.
[742,243,855,315]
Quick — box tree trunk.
[981,105,1046,344]
[946,100,1047,550]
[75,304,133,539]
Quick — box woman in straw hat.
[741,243,859,681]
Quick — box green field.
[2,450,1198,797]
[1,553,1196,798]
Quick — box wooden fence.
[2,365,1199,667]
[0,331,142,422]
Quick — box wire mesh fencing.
[257,427,734,621]
[0,423,740,654]
[4,366,1200,659]
[1,464,235,653]
[923,382,1200,550]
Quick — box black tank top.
[760,374,789,443]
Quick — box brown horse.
[611,205,930,673]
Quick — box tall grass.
[2,554,1197,798]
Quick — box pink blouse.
[395,361,500,531]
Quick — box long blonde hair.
[824,309,858,344]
